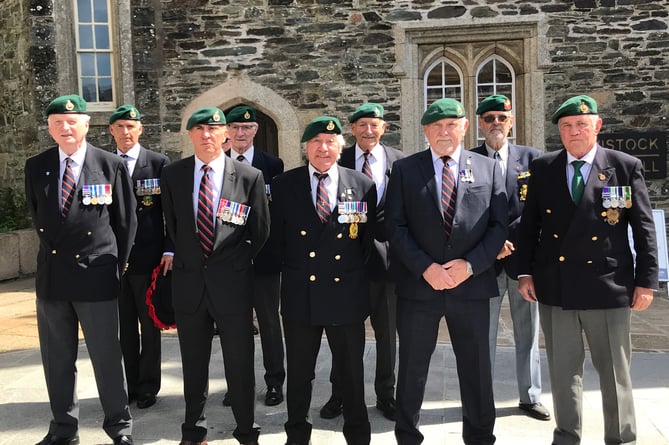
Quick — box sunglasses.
[482,115,510,123]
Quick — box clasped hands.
[422,259,472,291]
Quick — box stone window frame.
[393,20,548,154]
[475,55,517,145]
[53,1,135,124]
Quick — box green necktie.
[571,160,586,205]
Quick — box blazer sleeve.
[110,158,138,270]
[628,158,659,289]
[248,169,270,259]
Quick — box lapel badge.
[598,172,606,181]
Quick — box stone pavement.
[1,276,668,444]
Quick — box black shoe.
[113,435,134,445]
[265,386,284,406]
[519,402,551,421]
[222,391,232,407]
[319,395,343,419]
[136,393,157,409]
[376,397,396,421]
[36,434,79,445]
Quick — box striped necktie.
[441,156,457,237]
[314,172,331,223]
[197,165,216,258]
[362,152,373,179]
[61,157,76,218]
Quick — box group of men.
[25,91,657,445]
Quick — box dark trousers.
[36,298,132,439]
[118,273,161,397]
[175,298,258,444]
[283,320,370,445]
[395,297,495,445]
[252,272,285,388]
[331,277,396,401]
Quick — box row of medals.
[603,186,632,226]
[337,201,368,239]
[82,184,112,205]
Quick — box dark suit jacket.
[25,143,137,301]
[225,148,284,273]
[271,165,377,325]
[339,144,405,278]
[126,145,173,274]
[470,143,542,279]
[516,145,658,310]
[385,149,508,302]
[161,155,270,317]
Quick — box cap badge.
[503,99,511,111]
[243,111,251,119]
[129,109,137,118]
[580,101,589,113]
[65,100,74,111]
[213,111,221,122]
[457,105,463,115]
[326,120,335,131]
[374,107,381,117]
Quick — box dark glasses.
[482,115,510,123]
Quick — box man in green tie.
[516,95,658,445]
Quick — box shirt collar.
[566,145,597,165]
[59,141,87,165]
[116,143,141,160]
[195,152,226,174]
[231,146,255,162]
[355,143,382,160]
[430,144,463,166]
[308,163,339,182]
[485,143,509,161]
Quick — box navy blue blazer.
[25,143,137,301]
[385,148,508,302]
[339,144,405,278]
[516,145,658,309]
[470,143,542,279]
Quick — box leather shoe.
[136,393,157,409]
[113,435,134,445]
[178,441,207,445]
[376,397,396,421]
[519,402,551,421]
[222,391,231,406]
[319,395,342,419]
[265,386,283,406]
[35,434,79,445]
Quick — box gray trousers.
[539,303,636,445]
[36,298,132,439]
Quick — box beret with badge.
[301,116,342,143]
[109,104,141,124]
[476,94,512,115]
[348,102,384,123]
[45,94,87,116]
[551,95,598,124]
[226,105,257,124]
[186,106,227,130]
[421,98,466,125]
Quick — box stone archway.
[178,77,303,168]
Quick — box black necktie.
[197,165,216,258]
[571,160,586,205]
[314,173,331,223]
[362,152,373,179]
[61,157,76,218]
[441,156,457,237]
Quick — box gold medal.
[605,208,620,226]
[349,222,358,239]
[519,184,528,201]
[142,196,153,206]
[91,196,99,205]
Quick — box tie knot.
[120,153,129,159]
[236,155,245,162]
[202,164,211,173]
[572,160,585,171]
[65,157,72,165]
[441,156,451,165]
[315,172,328,181]
[493,152,501,160]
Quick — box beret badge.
[129,109,137,118]
[326,121,335,131]
[65,100,75,111]
[580,102,589,113]
[213,111,221,122]
[244,111,251,119]
[504,99,511,111]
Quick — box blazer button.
[334,255,341,260]
[75,254,80,259]
[51,250,57,254]
[336,233,343,239]
[553,233,559,239]
[545,209,552,214]
[39,228,44,232]
[559,256,565,262]
[333,277,341,283]
[601,211,607,217]
[87,231,92,236]
[309,251,316,258]
[591,236,598,241]
[300,230,307,236]
[309,275,316,282]
[587,260,593,264]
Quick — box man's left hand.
[443,259,473,289]
[631,286,653,311]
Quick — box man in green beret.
[386,98,507,445]
[469,95,550,421]
[517,95,657,445]
[270,115,377,445]
[320,102,405,422]
[109,104,172,411]
[161,106,269,445]
[25,94,137,445]
[222,105,285,408]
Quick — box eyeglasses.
[482,115,510,124]
[228,124,257,132]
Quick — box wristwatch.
[465,261,473,276]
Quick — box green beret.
[301,116,342,143]
[551,95,598,124]
[45,94,87,115]
[186,106,227,130]
[348,103,384,123]
[476,95,512,115]
[226,105,256,124]
[109,104,141,124]
[421,98,466,125]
